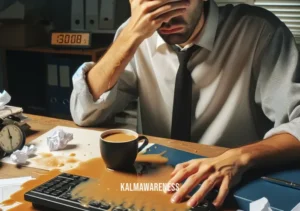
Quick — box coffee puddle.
[1,169,61,210]
[135,151,168,164]
[30,153,79,169]
[1,152,192,211]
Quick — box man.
[70,0,300,208]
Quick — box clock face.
[51,32,90,47]
[0,124,25,153]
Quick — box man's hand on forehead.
[125,0,189,39]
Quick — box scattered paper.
[47,129,73,151]
[0,176,33,211]
[292,203,300,211]
[10,145,36,165]
[250,197,272,211]
[0,91,11,110]
[248,197,300,211]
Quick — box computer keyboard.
[24,173,216,211]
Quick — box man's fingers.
[171,161,190,177]
[141,0,184,13]
[213,176,230,208]
[154,8,186,25]
[170,170,208,204]
[187,174,220,208]
[149,1,189,19]
[168,166,196,183]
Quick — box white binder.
[99,0,116,29]
[71,0,85,30]
[85,0,99,31]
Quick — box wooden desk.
[0,114,233,210]
[1,114,228,180]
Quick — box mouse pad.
[143,144,300,211]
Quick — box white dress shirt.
[70,0,300,148]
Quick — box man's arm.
[167,23,300,208]
[70,0,189,126]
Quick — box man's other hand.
[166,149,250,208]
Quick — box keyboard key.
[112,206,127,211]
[89,200,101,207]
[44,182,54,187]
[60,192,72,199]
[43,190,52,194]
[34,187,45,193]
[48,188,56,192]
[50,191,61,196]
[72,175,80,180]
[69,182,78,187]
[100,202,111,210]
[60,173,73,178]
[79,177,89,182]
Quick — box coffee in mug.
[100,129,149,170]
[103,133,136,142]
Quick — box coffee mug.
[100,129,149,170]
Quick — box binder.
[58,55,90,120]
[99,0,116,29]
[71,0,85,30]
[58,57,72,119]
[46,55,60,117]
[85,0,99,31]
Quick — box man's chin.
[158,33,189,45]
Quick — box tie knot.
[173,45,199,64]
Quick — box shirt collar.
[155,0,219,52]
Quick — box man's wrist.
[120,26,145,47]
[224,147,254,171]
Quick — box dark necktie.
[171,45,199,141]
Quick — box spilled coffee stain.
[66,158,78,163]
[69,159,190,211]
[1,199,14,206]
[136,151,168,164]
[31,156,64,169]
[1,169,61,210]
[39,153,52,158]
[30,153,79,170]
[0,152,191,211]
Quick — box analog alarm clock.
[0,123,26,159]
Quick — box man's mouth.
[159,26,184,34]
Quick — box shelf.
[3,46,107,57]
[3,45,108,63]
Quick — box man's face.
[158,0,204,45]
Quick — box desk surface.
[1,114,227,179]
[0,114,234,210]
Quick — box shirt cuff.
[72,61,118,108]
[264,117,300,141]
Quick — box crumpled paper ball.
[46,129,73,151]
[0,90,11,110]
[10,145,37,165]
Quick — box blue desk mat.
[143,144,300,211]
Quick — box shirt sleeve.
[70,19,138,126]
[254,23,300,141]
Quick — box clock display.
[0,124,25,153]
[51,32,90,46]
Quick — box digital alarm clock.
[50,31,114,49]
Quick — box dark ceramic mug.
[100,129,149,170]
